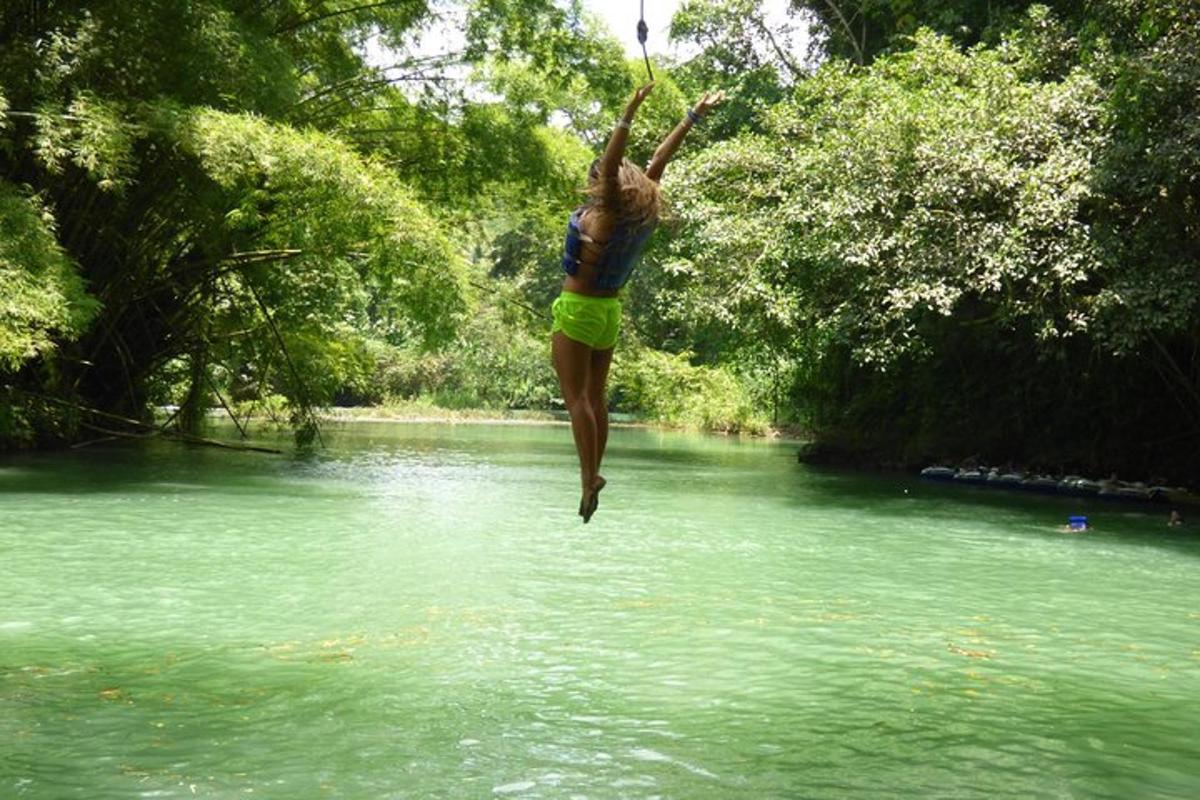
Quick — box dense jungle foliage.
[1,0,1197,484]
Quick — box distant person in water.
[1059,515,1091,533]
[551,82,725,522]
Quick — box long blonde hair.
[587,158,662,226]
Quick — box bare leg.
[589,347,614,481]
[552,332,599,517]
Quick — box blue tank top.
[560,206,657,291]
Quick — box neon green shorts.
[550,291,622,350]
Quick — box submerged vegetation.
[1,1,1197,481]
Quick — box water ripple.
[2,426,1199,798]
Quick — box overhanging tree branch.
[753,16,803,81]
[274,0,418,35]
[819,0,866,65]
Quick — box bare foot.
[579,475,605,523]
[578,488,596,522]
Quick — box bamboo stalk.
[207,373,249,440]
[244,279,325,448]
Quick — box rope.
[637,0,654,81]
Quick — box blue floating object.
[1068,515,1088,531]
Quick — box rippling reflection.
[2,422,1199,798]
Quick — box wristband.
[616,119,631,130]
[686,109,703,125]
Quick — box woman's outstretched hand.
[625,82,655,117]
[694,90,726,117]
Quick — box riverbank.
[324,404,566,426]
[228,401,794,438]
[794,439,1199,511]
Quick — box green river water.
[2,421,1198,799]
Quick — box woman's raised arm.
[645,90,725,182]
[596,82,655,203]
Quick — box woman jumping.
[551,82,725,522]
